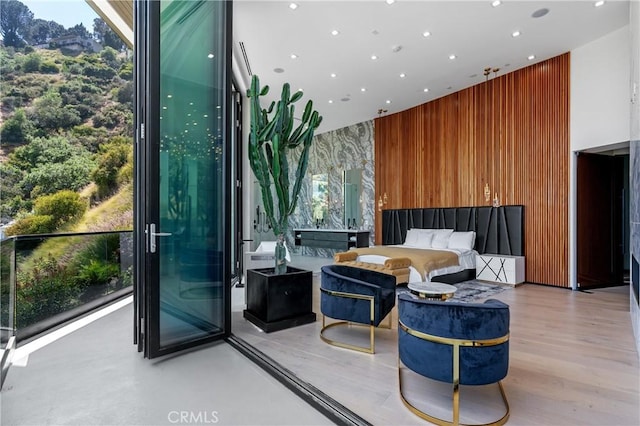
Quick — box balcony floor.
[0,296,332,426]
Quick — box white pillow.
[447,231,476,250]
[413,229,434,248]
[431,229,454,249]
[403,228,421,246]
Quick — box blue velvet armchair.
[398,293,510,426]
[320,264,397,354]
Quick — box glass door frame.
[134,0,233,359]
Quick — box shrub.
[21,158,94,198]
[5,215,55,236]
[39,61,59,73]
[34,190,87,228]
[70,125,109,152]
[115,81,133,106]
[10,135,91,169]
[16,254,82,328]
[28,91,82,131]
[22,52,42,73]
[91,138,131,197]
[118,62,133,80]
[2,96,22,109]
[0,109,33,144]
[82,63,117,81]
[92,104,131,129]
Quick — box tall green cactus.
[247,75,323,242]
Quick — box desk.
[407,282,457,300]
[293,229,370,251]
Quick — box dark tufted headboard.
[381,206,524,256]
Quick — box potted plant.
[243,75,322,332]
[247,75,322,274]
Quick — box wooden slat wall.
[374,54,570,287]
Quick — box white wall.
[569,26,632,290]
[571,25,631,151]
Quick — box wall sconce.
[484,183,491,202]
[493,192,501,207]
[383,192,388,205]
[378,196,383,211]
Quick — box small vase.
[274,234,287,275]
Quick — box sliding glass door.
[135,0,232,358]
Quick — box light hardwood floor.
[233,275,640,425]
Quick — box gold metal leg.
[398,357,510,426]
[320,287,390,354]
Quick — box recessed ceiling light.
[274,67,285,73]
[167,94,172,98]
[371,55,378,60]
[290,53,298,59]
[449,54,457,60]
[328,100,334,104]
[361,88,366,92]
[207,53,214,59]
[594,1,605,7]
[385,100,392,104]
[492,0,501,7]
[400,73,406,78]
[289,3,298,10]
[330,73,337,78]
[528,55,536,60]
[331,29,340,36]
[386,0,395,4]
[422,31,431,37]
[423,88,429,93]
[512,30,521,37]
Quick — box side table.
[407,282,457,300]
[476,254,525,285]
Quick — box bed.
[334,206,524,284]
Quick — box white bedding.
[355,246,477,283]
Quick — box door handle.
[149,223,172,253]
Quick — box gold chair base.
[320,313,392,354]
[399,364,510,426]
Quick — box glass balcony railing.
[0,230,133,387]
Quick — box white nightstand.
[476,254,525,285]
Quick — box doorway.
[576,151,630,289]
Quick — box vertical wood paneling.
[374,54,570,287]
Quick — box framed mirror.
[343,169,362,229]
[312,173,328,225]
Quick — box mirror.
[311,173,328,225]
[343,169,362,229]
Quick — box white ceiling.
[233,0,630,134]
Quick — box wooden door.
[577,153,624,288]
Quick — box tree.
[27,19,51,45]
[21,158,94,198]
[65,23,90,39]
[28,91,82,131]
[0,108,33,144]
[26,19,65,45]
[91,137,131,197]
[93,17,125,51]
[34,190,87,228]
[0,0,33,47]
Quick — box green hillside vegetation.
[0,37,134,327]
[1,45,133,227]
